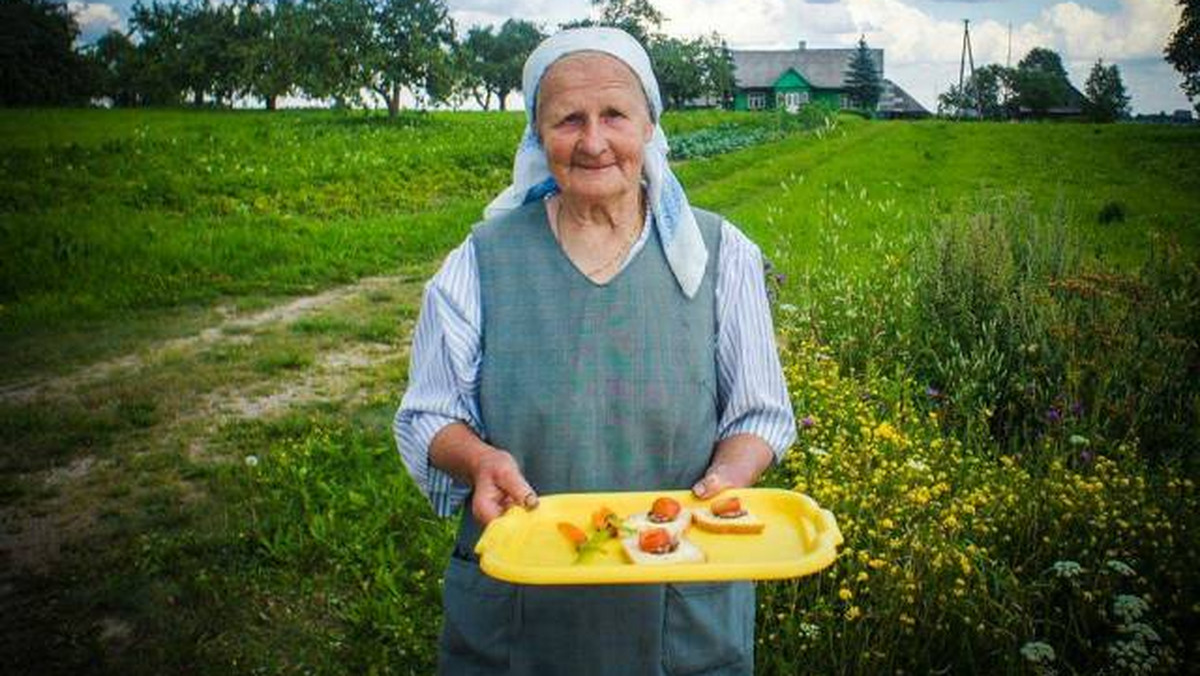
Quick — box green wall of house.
[732,68,846,111]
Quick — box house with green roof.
[729,41,928,118]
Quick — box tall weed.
[909,198,1200,459]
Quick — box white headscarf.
[483,27,709,299]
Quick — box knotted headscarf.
[483,27,708,299]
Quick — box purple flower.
[1070,401,1085,417]
[925,386,942,399]
[800,416,815,429]
[1080,450,1095,464]
[1046,407,1062,424]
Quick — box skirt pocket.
[438,555,517,674]
[663,581,754,675]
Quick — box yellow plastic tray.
[475,488,843,585]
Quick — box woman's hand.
[429,422,538,525]
[469,447,539,525]
[692,434,776,499]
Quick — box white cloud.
[68,1,123,36]
[1042,0,1181,62]
[444,0,1189,113]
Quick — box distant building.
[728,41,929,118]
[1014,82,1088,120]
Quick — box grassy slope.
[2,111,1199,674]
[680,119,1200,280]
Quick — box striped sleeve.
[714,221,798,461]
[393,236,484,517]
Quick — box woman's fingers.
[472,448,538,525]
[692,465,731,499]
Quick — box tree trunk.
[266,95,277,111]
[193,90,203,106]
[388,82,400,118]
[498,88,507,111]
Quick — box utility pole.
[956,18,977,119]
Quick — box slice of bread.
[621,535,706,565]
[692,507,765,534]
[623,509,693,538]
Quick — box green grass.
[2,109,1198,675]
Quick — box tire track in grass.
[0,268,431,579]
[0,274,415,405]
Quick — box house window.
[779,91,808,112]
[840,93,852,109]
[748,92,766,110]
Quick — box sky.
[69,0,1193,115]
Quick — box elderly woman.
[395,27,796,674]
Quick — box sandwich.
[692,496,765,534]
[621,526,706,565]
[624,496,693,538]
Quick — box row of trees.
[2,0,736,114]
[937,47,1131,122]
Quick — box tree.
[240,0,305,110]
[650,37,704,110]
[699,34,735,109]
[1083,59,1130,122]
[937,64,1014,119]
[293,0,375,107]
[843,35,881,112]
[0,0,94,105]
[563,0,663,47]
[368,0,457,115]
[1165,0,1200,114]
[129,0,189,105]
[88,29,141,106]
[1012,47,1069,117]
[463,19,543,111]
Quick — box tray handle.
[474,504,530,559]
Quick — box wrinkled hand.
[471,448,538,525]
[692,435,775,500]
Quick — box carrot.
[712,496,743,517]
[591,507,615,531]
[638,528,673,553]
[649,497,681,522]
[557,522,588,548]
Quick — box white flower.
[778,303,798,314]
[807,446,829,457]
[1068,434,1090,447]
[1113,594,1150,623]
[1020,641,1056,664]
[1051,560,1083,579]
[1106,559,1137,577]
[244,454,259,467]
[905,458,929,472]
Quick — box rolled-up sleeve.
[393,237,484,517]
[715,221,798,461]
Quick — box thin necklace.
[551,198,643,278]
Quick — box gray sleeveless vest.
[438,199,753,675]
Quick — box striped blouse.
[394,212,797,517]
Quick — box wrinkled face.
[535,52,654,206]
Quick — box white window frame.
[748,91,766,110]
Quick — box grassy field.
[1,109,1198,674]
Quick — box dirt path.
[0,271,428,579]
[0,274,410,406]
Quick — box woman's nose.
[578,119,607,155]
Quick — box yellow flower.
[838,587,854,601]
[844,606,862,621]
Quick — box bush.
[760,333,1198,674]
[908,198,1200,458]
[1098,200,1127,224]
